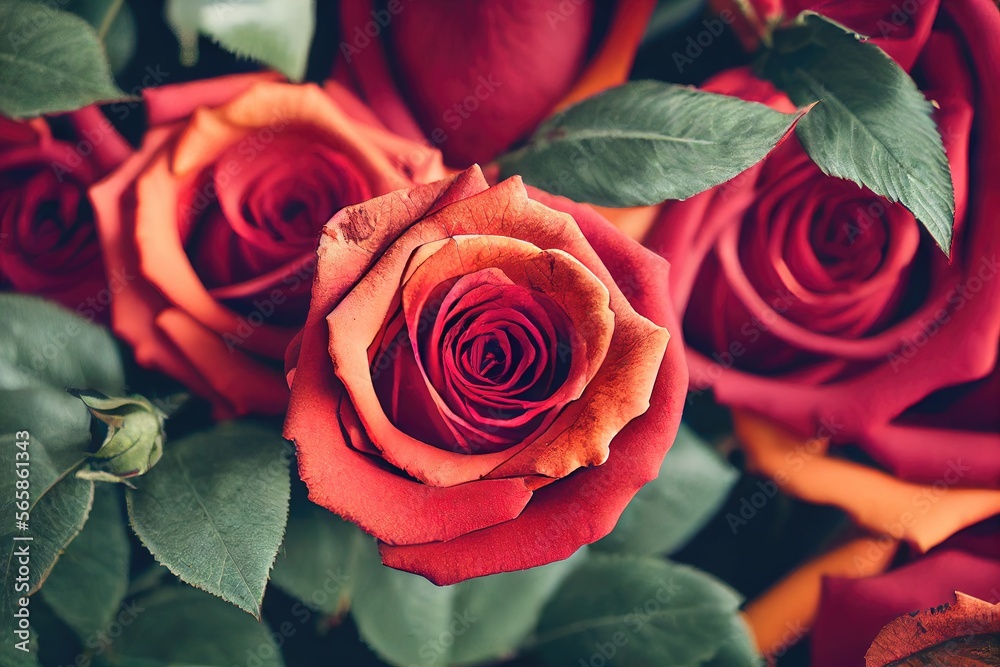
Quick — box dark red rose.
[336,0,656,165]
[284,166,687,584]
[0,108,129,316]
[646,0,1000,486]
[811,517,1000,667]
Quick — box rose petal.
[398,236,612,447]
[388,0,595,164]
[155,308,288,415]
[742,535,899,658]
[553,0,657,111]
[733,410,1000,552]
[143,71,283,126]
[812,536,1000,667]
[90,127,237,413]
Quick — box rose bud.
[71,390,166,482]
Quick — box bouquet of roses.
[1,1,997,666]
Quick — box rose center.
[466,333,510,383]
[808,200,889,282]
[0,168,96,276]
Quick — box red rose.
[646,0,1000,485]
[284,166,687,584]
[336,0,656,166]
[716,0,939,60]
[90,73,446,417]
[0,108,129,315]
[811,518,1000,667]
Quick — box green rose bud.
[70,390,166,483]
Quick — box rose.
[735,411,1000,660]
[0,108,129,316]
[284,166,687,584]
[810,518,1000,667]
[644,0,1000,483]
[90,73,446,418]
[336,0,656,165]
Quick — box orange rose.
[91,73,446,417]
[284,167,688,583]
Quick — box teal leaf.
[65,0,126,38]
[0,295,125,461]
[270,483,366,616]
[0,435,95,596]
[114,586,285,666]
[530,553,761,666]
[497,81,802,206]
[40,484,130,641]
[165,0,315,81]
[102,3,137,74]
[0,633,39,667]
[0,435,95,666]
[447,554,584,666]
[759,11,955,254]
[706,614,762,667]
[65,0,138,74]
[0,0,130,117]
[595,425,738,556]
[352,539,583,667]
[127,422,291,617]
[0,295,124,394]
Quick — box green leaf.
[0,435,95,596]
[65,0,137,74]
[0,0,129,117]
[65,0,124,38]
[103,2,136,74]
[759,11,955,254]
[165,0,200,66]
[270,483,366,616]
[350,537,456,667]
[446,554,584,666]
[595,425,738,556]
[165,0,315,81]
[0,634,39,667]
[0,434,95,666]
[530,554,761,667]
[352,539,583,667]
[40,484,130,641]
[642,0,705,46]
[127,422,291,617]
[0,295,124,394]
[272,492,574,666]
[114,586,285,667]
[706,614,762,667]
[497,81,802,206]
[0,295,125,460]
